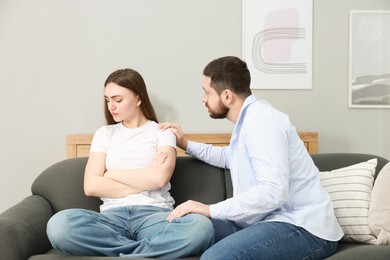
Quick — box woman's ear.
[136,96,142,106]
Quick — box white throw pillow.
[369,162,390,245]
[319,159,377,244]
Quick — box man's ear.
[222,89,233,104]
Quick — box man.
[160,56,343,259]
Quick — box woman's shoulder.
[145,120,158,129]
[94,123,121,137]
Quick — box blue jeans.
[201,220,338,260]
[46,206,214,259]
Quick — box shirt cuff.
[209,202,227,221]
[185,140,198,156]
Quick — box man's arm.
[84,152,144,198]
[159,122,230,168]
[104,145,176,191]
[209,119,291,223]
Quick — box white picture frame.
[242,0,313,89]
[349,11,390,108]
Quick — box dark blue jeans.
[201,220,338,260]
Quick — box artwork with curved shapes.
[242,0,313,89]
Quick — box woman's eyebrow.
[104,95,123,99]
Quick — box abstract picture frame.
[242,0,313,89]
[349,11,390,108]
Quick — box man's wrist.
[178,138,188,151]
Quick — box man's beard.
[207,100,229,119]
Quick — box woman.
[46,68,214,259]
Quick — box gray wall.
[0,0,389,213]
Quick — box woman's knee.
[186,214,215,249]
[185,213,213,231]
[46,209,88,246]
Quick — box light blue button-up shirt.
[186,95,344,241]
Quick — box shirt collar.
[230,94,257,144]
[236,94,257,124]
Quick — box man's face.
[202,77,229,119]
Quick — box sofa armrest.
[0,195,53,260]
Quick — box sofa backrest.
[310,153,389,180]
[218,153,389,199]
[31,156,228,214]
[170,156,227,205]
[31,153,389,214]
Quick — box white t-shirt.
[90,120,176,212]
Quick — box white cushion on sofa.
[319,159,377,244]
[369,162,390,245]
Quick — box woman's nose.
[108,102,115,110]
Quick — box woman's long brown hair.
[104,68,158,125]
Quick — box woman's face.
[104,82,141,124]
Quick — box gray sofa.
[1,153,390,260]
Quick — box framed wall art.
[242,0,313,89]
[349,11,390,108]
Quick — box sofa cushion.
[30,249,200,259]
[319,159,377,244]
[369,162,390,244]
[325,243,390,259]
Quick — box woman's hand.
[150,151,168,168]
[84,152,144,198]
